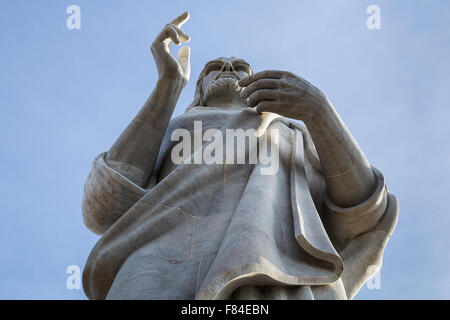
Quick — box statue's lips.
[216,74,238,81]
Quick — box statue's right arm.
[105,12,191,187]
[82,13,191,234]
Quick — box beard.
[203,77,243,104]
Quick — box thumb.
[178,46,190,80]
[255,101,273,114]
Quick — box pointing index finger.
[170,11,190,28]
[238,70,283,87]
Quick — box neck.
[204,92,248,109]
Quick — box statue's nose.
[222,61,233,72]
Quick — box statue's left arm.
[239,70,376,208]
[241,71,398,298]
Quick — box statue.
[81,12,398,300]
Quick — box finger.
[163,24,181,45]
[241,79,280,100]
[178,46,191,80]
[168,23,190,42]
[170,11,190,28]
[255,101,277,113]
[238,70,284,87]
[247,89,278,107]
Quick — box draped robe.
[82,107,398,300]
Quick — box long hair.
[184,66,209,112]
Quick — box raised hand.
[238,71,329,123]
[151,12,191,86]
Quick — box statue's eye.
[234,65,249,74]
[206,65,221,74]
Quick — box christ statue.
[81,12,398,300]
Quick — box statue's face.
[201,57,252,106]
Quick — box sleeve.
[81,153,147,235]
[324,167,388,245]
[323,167,399,299]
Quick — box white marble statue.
[82,12,398,300]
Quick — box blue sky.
[0,1,449,299]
